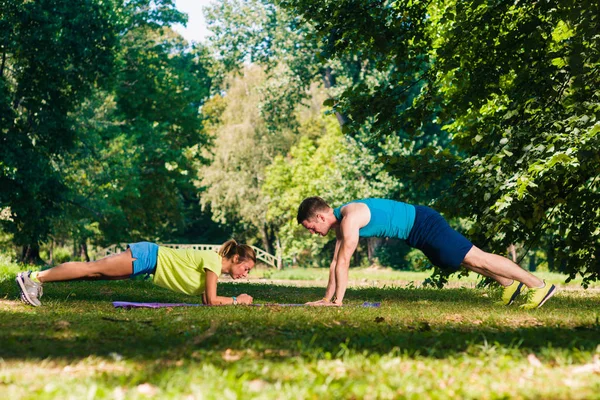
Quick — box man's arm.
[324,236,342,300]
[309,203,369,306]
[331,216,361,305]
[305,238,338,305]
[306,220,343,305]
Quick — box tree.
[59,26,214,251]
[205,0,375,128]
[431,0,600,285]
[263,113,400,266]
[196,66,298,254]
[203,0,424,262]
[1,0,215,262]
[0,0,122,262]
[281,0,600,284]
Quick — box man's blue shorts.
[127,242,158,278]
[406,206,473,271]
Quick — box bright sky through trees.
[173,0,214,42]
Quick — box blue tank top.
[333,198,416,240]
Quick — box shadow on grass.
[2,278,495,305]
[1,280,599,363]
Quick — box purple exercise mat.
[113,301,202,308]
[113,301,381,308]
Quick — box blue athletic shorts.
[406,206,473,271]
[127,242,159,278]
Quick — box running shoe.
[16,271,43,307]
[495,280,525,306]
[520,281,557,309]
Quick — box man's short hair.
[297,197,330,224]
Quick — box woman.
[16,239,255,307]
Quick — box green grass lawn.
[251,265,600,289]
[1,264,600,399]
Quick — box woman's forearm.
[205,295,236,305]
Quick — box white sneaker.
[16,271,43,307]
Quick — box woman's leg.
[462,246,543,288]
[37,249,135,283]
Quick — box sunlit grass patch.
[1,266,600,399]
[252,266,600,290]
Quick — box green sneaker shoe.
[495,280,525,306]
[520,281,557,309]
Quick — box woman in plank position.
[297,197,557,309]
[16,239,255,307]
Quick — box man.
[297,197,557,309]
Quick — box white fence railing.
[96,243,277,267]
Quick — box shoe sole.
[20,292,33,306]
[536,285,557,308]
[15,274,40,307]
[507,282,525,305]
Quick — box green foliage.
[0,262,20,283]
[374,241,426,271]
[204,0,432,265]
[281,0,600,283]
[431,0,600,284]
[51,247,72,265]
[205,0,319,86]
[263,113,400,265]
[92,26,212,243]
[0,0,217,258]
[0,0,123,254]
[0,0,219,257]
[196,66,298,251]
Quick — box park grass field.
[250,265,600,289]
[1,263,599,399]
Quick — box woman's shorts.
[406,206,473,271]
[127,242,159,278]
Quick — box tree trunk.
[529,254,537,272]
[507,244,517,262]
[322,67,348,127]
[367,237,383,264]
[80,241,90,262]
[0,50,6,79]
[275,235,283,270]
[547,245,555,271]
[260,223,274,256]
[49,239,54,265]
[20,244,44,265]
[73,239,78,259]
[353,240,362,266]
[559,258,567,273]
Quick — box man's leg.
[462,245,543,288]
[462,246,557,308]
[37,249,135,282]
[462,263,513,286]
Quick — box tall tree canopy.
[0,0,122,260]
[0,0,216,261]
[280,0,600,283]
[196,66,299,254]
[263,114,400,266]
[62,27,213,247]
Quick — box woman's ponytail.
[218,239,256,264]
